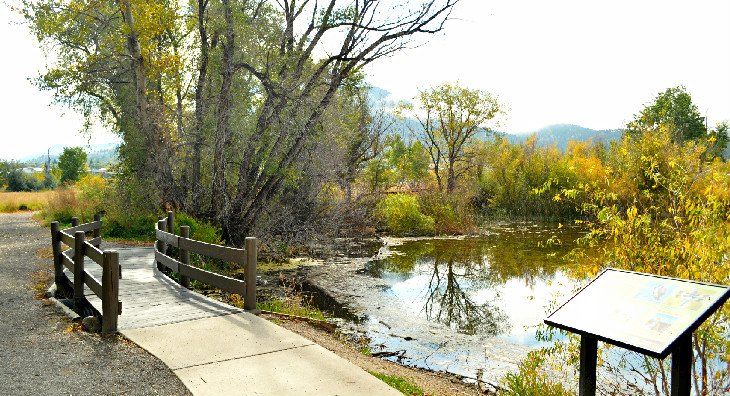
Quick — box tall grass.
[0,191,53,213]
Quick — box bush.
[502,352,571,396]
[41,187,78,224]
[376,193,434,236]
[7,170,42,192]
[174,213,222,245]
[103,213,158,241]
[39,175,108,225]
[419,192,475,235]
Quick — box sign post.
[545,269,730,396]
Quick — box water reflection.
[423,251,508,335]
[367,225,584,340]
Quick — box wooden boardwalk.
[78,247,242,330]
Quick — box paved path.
[0,213,190,396]
[84,248,399,396]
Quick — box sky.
[366,0,730,132]
[0,3,120,161]
[1,0,728,160]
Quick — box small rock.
[81,316,101,333]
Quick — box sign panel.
[545,269,730,358]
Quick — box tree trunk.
[447,158,456,193]
[119,0,149,176]
[191,0,209,214]
[211,0,236,224]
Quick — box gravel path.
[0,212,191,396]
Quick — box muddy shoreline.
[262,235,532,392]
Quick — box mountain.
[20,143,119,167]
[503,124,623,150]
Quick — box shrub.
[419,192,475,235]
[376,193,434,236]
[41,187,78,224]
[502,352,571,396]
[103,213,158,241]
[39,175,108,225]
[7,170,42,192]
[174,213,222,245]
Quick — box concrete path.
[84,248,399,396]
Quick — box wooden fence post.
[166,211,174,255]
[73,231,85,306]
[244,237,257,311]
[180,226,190,288]
[102,250,120,333]
[50,221,62,284]
[156,220,166,271]
[71,217,79,227]
[93,213,101,247]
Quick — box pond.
[304,223,588,387]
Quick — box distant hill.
[20,143,119,167]
[503,124,623,150]
[388,118,623,151]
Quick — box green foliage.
[376,194,435,236]
[0,160,11,188]
[413,82,502,193]
[58,147,88,184]
[384,135,431,187]
[473,135,583,220]
[708,121,729,160]
[626,86,707,143]
[419,192,474,234]
[103,213,158,241]
[174,213,223,245]
[502,352,571,396]
[367,371,424,396]
[541,129,730,394]
[255,298,327,321]
[6,169,42,192]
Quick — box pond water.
[305,223,588,386]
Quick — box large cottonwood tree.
[22,0,460,243]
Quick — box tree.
[22,0,460,244]
[58,147,88,184]
[410,83,501,193]
[220,0,459,242]
[6,169,42,192]
[708,121,729,160]
[626,86,706,143]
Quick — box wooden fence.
[154,212,257,311]
[50,215,121,333]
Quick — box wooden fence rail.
[50,214,121,333]
[154,211,257,311]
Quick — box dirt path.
[0,212,190,395]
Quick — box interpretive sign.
[545,268,730,396]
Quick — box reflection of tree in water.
[372,227,586,335]
[423,252,509,336]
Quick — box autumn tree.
[216,0,459,242]
[409,83,501,193]
[22,0,460,243]
[22,0,187,207]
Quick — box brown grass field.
[0,191,53,213]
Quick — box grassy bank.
[0,191,53,213]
